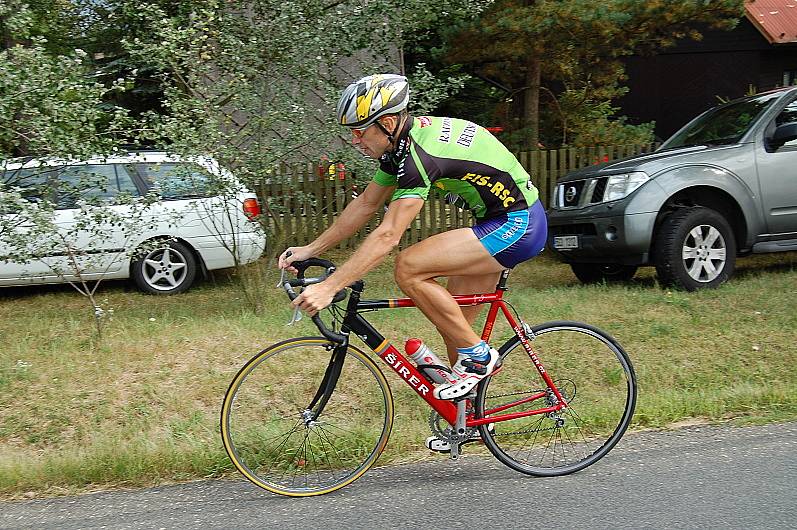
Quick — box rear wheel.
[221,337,393,496]
[476,321,636,476]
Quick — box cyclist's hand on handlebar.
[291,281,337,317]
[278,246,314,273]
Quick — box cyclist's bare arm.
[292,197,424,316]
[278,181,395,270]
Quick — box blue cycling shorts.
[471,200,547,268]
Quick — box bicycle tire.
[476,321,636,476]
[221,337,394,496]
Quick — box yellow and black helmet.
[336,74,409,128]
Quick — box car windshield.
[661,92,784,149]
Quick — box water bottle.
[405,338,455,384]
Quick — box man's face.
[350,117,394,159]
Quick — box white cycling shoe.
[433,347,499,400]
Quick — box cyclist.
[279,73,547,403]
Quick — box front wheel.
[654,207,736,291]
[476,321,636,476]
[221,337,394,497]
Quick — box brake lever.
[276,267,287,288]
[287,306,303,325]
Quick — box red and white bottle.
[405,338,456,385]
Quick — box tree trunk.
[523,57,541,150]
[1,15,14,50]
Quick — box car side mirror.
[769,122,797,149]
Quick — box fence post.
[568,147,577,174]
[312,164,323,245]
[323,173,334,239]
[528,150,538,188]
[539,151,551,208]
[280,163,293,242]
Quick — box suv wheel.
[654,207,736,291]
[131,240,197,294]
[570,263,638,284]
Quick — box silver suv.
[547,86,797,290]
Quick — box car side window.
[112,164,142,197]
[774,98,797,149]
[775,99,797,126]
[128,162,215,200]
[0,166,60,203]
[55,164,141,209]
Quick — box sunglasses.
[350,125,371,138]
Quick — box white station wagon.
[0,151,266,294]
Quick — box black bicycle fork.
[303,279,370,423]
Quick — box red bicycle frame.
[341,269,567,429]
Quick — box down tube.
[347,314,459,425]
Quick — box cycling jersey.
[372,116,539,220]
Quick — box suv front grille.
[591,177,608,203]
[556,177,607,209]
[549,224,597,236]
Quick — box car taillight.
[243,198,261,220]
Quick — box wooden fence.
[255,143,656,249]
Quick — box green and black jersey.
[373,116,539,220]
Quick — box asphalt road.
[1,422,795,530]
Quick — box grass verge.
[0,250,795,498]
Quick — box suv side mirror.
[769,122,797,149]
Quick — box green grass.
[0,250,795,498]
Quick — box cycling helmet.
[336,74,409,128]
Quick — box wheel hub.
[301,409,318,428]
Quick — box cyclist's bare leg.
[394,228,504,365]
[442,273,502,365]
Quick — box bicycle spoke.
[478,322,636,476]
[222,339,393,496]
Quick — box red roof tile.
[746,0,797,44]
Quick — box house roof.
[745,0,797,44]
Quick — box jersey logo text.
[461,172,517,208]
[457,122,477,148]
[438,118,452,143]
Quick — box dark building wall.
[618,18,797,140]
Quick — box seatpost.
[496,269,511,291]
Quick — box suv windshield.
[661,91,783,149]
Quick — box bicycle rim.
[477,321,636,476]
[220,337,394,496]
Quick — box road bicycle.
[221,258,637,497]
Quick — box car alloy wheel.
[654,207,736,291]
[681,224,727,283]
[132,240,197,294]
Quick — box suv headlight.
[604,172,650,202]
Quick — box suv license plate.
[553,235,579,249]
